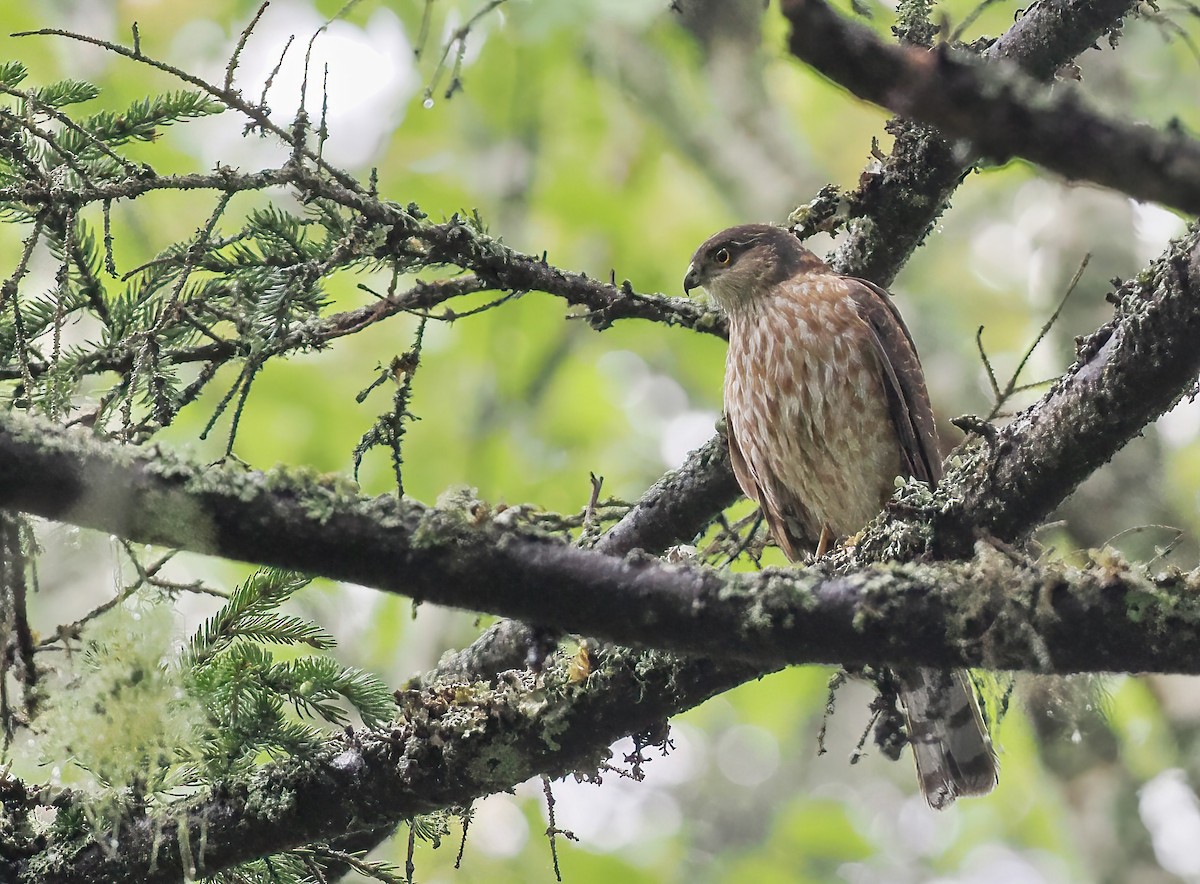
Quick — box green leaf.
[59,90,225,154]
[186,568,319,666]
[264,655,395,729]
[27,79,101,109]
[0,61,28,87]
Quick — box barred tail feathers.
[899,668,998,810]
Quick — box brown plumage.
[684,223,996,809]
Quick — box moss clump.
[892,0,937,46]
[410,485,484,549]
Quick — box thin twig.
[225,1,270,92]
[421,0,508,106]
[260,34,296,110]
[984,254,1090,420]
[542,776,576,882]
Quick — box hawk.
[683,223,997,809]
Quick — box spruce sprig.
[185,568,394,777]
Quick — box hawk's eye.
[714,248,731,266]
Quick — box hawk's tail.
[899,668,998,810]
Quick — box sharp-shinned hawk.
[683,223,997,809]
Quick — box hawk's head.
[683,224,820,312]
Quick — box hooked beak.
[683,263,701,294]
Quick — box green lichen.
[258,463,362,525]
[410,485,483,549]
[691,308,725,333]
[1117,556,1200,628]
[393,677,551,790]
[27,602,207,831]
[244,775,297,823]
[736,569,813,637]
[893,0,937,46]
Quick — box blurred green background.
[5,0,1200,881]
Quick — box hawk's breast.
[725,275,903,540]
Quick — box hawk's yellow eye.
[714,248,731,266]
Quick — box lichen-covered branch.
[12,470,1200,882]
[594,434,741,559]
[18,651,760,884]
[0,382,1198,676]
[0,274,490,383]
[828,0,1137,285]
[780,0,1200,215]
[953,229,1200,545]
[0,163,722,341]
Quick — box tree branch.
[23,539,1200,884]
[780,0,1200,215]
[593,434,740,559]
[13,430,1200,882]
[1,165,722,340]
[956,230,1200,543]
[827,0,1137,285]
[0,275,492,383]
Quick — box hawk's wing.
[726,419,815,561]
[846,277,943,486]
[846,281,998,808]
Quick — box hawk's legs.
[815,523,834,558]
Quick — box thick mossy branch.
[0,409,1199,675]
[780,0,1200,215]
